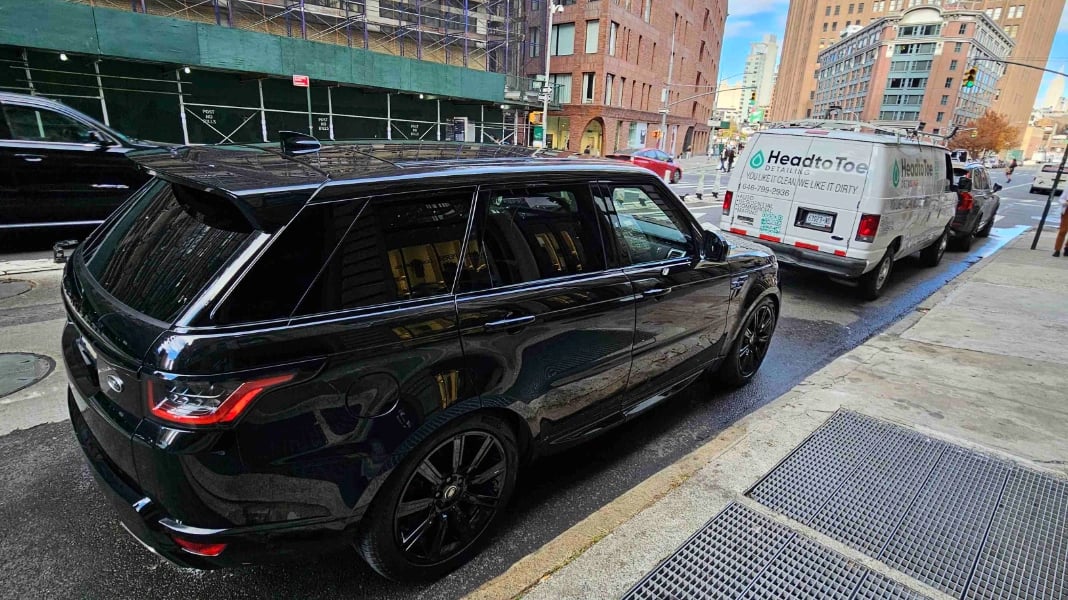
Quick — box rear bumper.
[69,387,357,569]
[950,209,981,237]
[743,238,869,278]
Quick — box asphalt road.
[0,167,1056,599]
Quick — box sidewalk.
[466,230,1068,600]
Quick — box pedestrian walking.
[1053,193,1068,257]
[725,146,736,172]
[1006,158,1017,183]
[719,147,727,172]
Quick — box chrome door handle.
[15,153,44,162]
[484,314,536,331]
[643,288,670,299]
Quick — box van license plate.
[805,213,834,229]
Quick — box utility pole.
[539,1,562,149]
[658,15,677,152]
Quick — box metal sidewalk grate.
[965,469,1068,600]
[746,410,1068,600]
[623,502,930,600]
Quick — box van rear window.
[84,179,256,323]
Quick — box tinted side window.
[86,180,255,322]
[294,188,476,316]
[212,200,363,324]
[459,184,606,291]
[603,184,692,265]
[974,168,990,190]
[2,104,93,143]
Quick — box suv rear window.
[85,179,257,322]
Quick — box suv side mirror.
[993,183,1003,193]
[701,229,725,261]
[88,130,113,149]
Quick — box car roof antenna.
[279,131,322,156]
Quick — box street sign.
[533,125,544,142]
[541,86,553,93]
[748,109,764,124]
[292,74,310,87]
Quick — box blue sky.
[720,0,1068,109]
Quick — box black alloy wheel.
[976,207,997,238]
[717,297,777,387]
[357,414,518,580]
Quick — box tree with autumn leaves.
[953,111,1021,159]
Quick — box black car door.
[455,180,636,445]
[0,101,143,227]
[595,179,733,413]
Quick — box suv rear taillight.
[957,191,974,211]
[146,373,294,426]
[722,191,733,216]
[856,214,881,243]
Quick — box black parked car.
[62,141,780,580]
[0,92,155,234]
[949,162,1001,251]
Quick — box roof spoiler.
[279,131,321,156]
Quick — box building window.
[936,111,944,122]
[858,2,864,12]
[826,5,832,16]
[582,72,595,103]
[940,94,948,105]
[609,22,619,55]
[551,23,575,56]
[824,22,829,31]
[618,76,625,106]
[605,74,614,105]
[585,20,600,53]
[834,4,841,15]
[945,77,953,88]
[643,0,651,22]
[547,73,572,103]
[954,41,963,52]
[949,59,958,71]
[529,27,540,57]
[993,7,1001,20]
[1017,5,1024,18]
[958,23,967,34]
[1007,5,1016,18]
[833,21,838,29]
[849,3,854,13]
[531,0,540,9]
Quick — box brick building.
[524,0,727,156]
[812,5,1012,134]
[772,0,1063,131]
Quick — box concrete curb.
[463,227,1033,600]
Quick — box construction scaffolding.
[76,0,527,80]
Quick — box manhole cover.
[0,279,32,301]
[0,353,55,399]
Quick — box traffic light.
[529,111,543,125]
[749,92,757,106]
[962,67,977,88]
[970,129,978,138]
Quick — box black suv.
[949,162,1001,251]
[62,141,780,580]
[0,92,155,234]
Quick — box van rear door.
[724,133,873,256]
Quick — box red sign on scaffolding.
[292,75,310,88]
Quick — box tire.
[716,297,777,387]
[858,249,894,300]
[671,169,682,184]
[919,228,949,267]
[356,412,519,581]
[976,206,997,238]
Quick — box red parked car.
[606,147,682,183]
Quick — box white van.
[1030,162,1067,196]
[720,128,956,299]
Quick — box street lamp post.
[658,15,678,152]
[540,1,563,149]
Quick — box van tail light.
[957,191,974,211]
[146,373,294,426]
[722,191,733,216]
[172,536,227,557]
[856,214,881,243]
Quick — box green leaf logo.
[749,150,766,169]
[892,160,901,187]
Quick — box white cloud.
[726,20,755,38]
[728,0,788,17]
